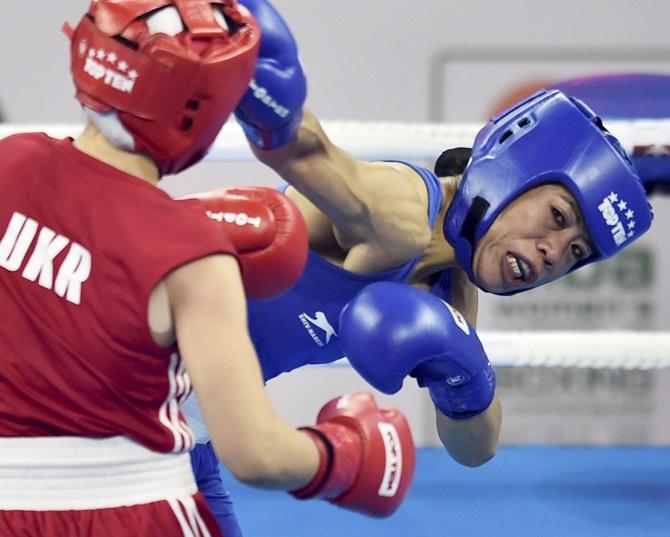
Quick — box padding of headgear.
[443,89,654,294]
[434,147,472,177]
[67,0,260,175]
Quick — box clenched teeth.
[506,254,530,281]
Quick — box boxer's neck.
[407,176,460,284]
[74,123,160,185]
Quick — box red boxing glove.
[183,187,308,299]
[292,393,415,518]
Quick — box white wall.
[5,0,670,187]
[3,1,670,123]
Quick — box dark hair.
[434,147,472,177]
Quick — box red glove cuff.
[290,423,361,500]
[290,393,415,518]
[290,428,332,499]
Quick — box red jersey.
[0,133,236,453]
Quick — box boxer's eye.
[571,244,586,260]
[551,207,565,228]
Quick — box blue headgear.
[443,89,653,294]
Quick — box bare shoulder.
[147,254,244,349]
[341,160,432,253]
[164,254,245,317]
[255,108,433,269]
[361,160,428,201]
[364,161,433,248]
[284,186,341,252]
[290,159,432,270]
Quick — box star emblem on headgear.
[597,190,638,248]
[78,39,88,57]
[81,43,140,95]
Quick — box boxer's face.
[472,184,593,294]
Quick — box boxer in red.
[0,1,415,535]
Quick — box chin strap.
[459,195,490,249]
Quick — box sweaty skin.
[251,108,596,466]
[472,184,593,294]
[252,109,500,466]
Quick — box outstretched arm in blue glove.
[235,0,441,284]
[339,281,502,467]
[235,0,306,149]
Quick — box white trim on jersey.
[159,352,195,453]
[167,497,213,537]
[178,360,193,405]
[167,498,196,537]
[183,495,213,537]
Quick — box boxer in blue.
[183,1,654,534]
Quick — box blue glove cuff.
[428,366,496,419]
[237,110,303,150]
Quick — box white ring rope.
[2,118,670,162]
[3,122,669,371]
[321,331,670,370]
[480,331,670,369]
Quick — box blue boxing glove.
[236,0,306,149]
[339,282,496,419]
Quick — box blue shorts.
[191,442,243,537]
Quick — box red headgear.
[67,0,260,175]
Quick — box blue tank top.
[248,161,452,380]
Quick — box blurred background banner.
[432,48,670,122]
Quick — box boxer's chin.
[471,250,501,294]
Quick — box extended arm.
[433,269,501,466]
[236,0,499,466]
[255,111,430,261]
[435,394,501,467]
[340,281,500,467]
[167,254,319,489]
[235,1,429,265]
[168,253,415,516]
